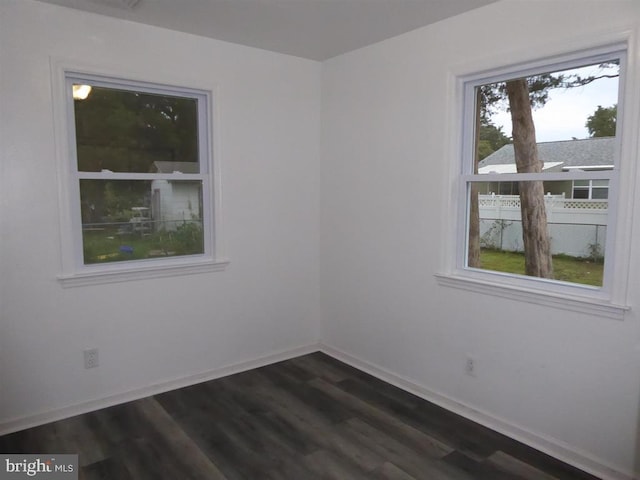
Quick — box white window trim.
[437,38,637,320]
[50,58,229,287]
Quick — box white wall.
[0,0,321,428]
[320,1,640,479]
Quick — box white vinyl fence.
[479,194,607,258]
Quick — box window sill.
[58,259,230,288]
[434,273,629,321]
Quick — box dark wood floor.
[1,352,601,480]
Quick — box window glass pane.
[73,84,199,173]
[592,179,609,187]
[469,181,607,286]
[475,61,619,175]
[80,180,204,264]
[498,182,518,195]
[573,188,589,199]
[592,188,609,199]
[573,180,589,187]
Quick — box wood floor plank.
[442,450,524,480]
[53,414,109,467]
[341,417,476,480]
[488,450,561,480]
[370,461,418,480]
[216,370,386,474]
[287,353,352,383]
[81,456,134,480]
[133,397,228,480]
[308,377,453,458]
[170,413,266,480]
[115,436,193,480]
[256,366,354,424]
[261,453,325,480]
[303,449,374,480]
[389,397,501,460]
[496,439,602,480]
[337,375,424,413]
[258,360,317,384]
[217,369,343,435]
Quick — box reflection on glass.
[73,85,199,173]
[468,181,607,286]
[80,180,204,264]
[72,84,92,100]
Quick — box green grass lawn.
[82,224,204,264]
[479,249,603,286]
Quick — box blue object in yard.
[119,245,134,254]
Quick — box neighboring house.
[150,161,202,231]
[477,136,614,199]
[476,137,614,257]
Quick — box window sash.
[66,73,210,175]
[76,172,205,181]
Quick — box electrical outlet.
[465,356,475,376]
[84,348,99,369]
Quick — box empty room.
[1,1,639,479]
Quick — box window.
[443,45,630,312]
[57,71,226,286]
[572,179,609,199]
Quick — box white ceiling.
[35,0,497,60]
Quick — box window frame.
[52,62,228,287]
[437,42,633,320]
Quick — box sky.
[488,63,620,143]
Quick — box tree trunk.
[468,184,480,267]
[505,79,553,278]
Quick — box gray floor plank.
[341,417,476,480]
[488,450,562,480]
[308,377,454,459]
[303,449,374,480]
[371,461,418,480]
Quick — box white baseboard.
[319,344,638,480]
[0,343,320,436]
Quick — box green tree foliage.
[586,104,617,137]
[479,74,563,123]
[477,122,511,160]
[478,62,619,122]
[74,86,198,172]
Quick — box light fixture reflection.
[72,84,92,100]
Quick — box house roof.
[153,161,199,174]
[478,137,615,171]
